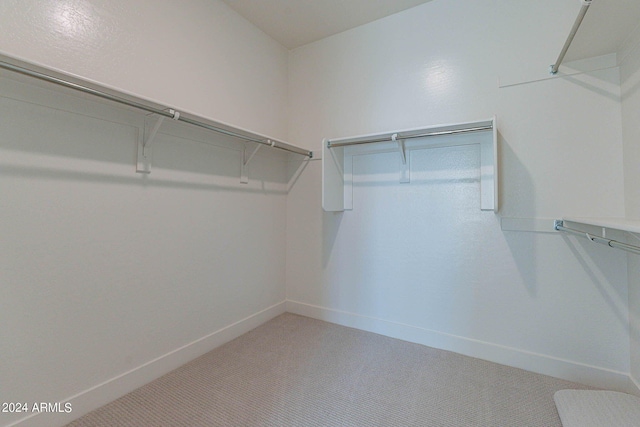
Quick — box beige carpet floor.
[66,313,590,426]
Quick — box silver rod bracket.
[241,144,262,184]
[168,108,180,120]
[392,133,407,165]
[554,219,563,230]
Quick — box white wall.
[0,0,289,139]
[2,2,638,426]
[0,1,292,426]
[621,33,640,392]
[287,0,632,391]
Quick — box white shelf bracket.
[136,109,180,174]
[240,143,262,184]
[393,133,410,183]
[393,134,406,164]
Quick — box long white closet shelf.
[0,53,313,165]
[562,217,640,234]
[322,117,498,212]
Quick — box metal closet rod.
[554,220,640,255]
[550,0,592,75]
[0,59,312,158]
[326,125,493,148]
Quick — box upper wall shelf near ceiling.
[322,117,497,212]
[553,0,640,68]
[500,0,640,88]
[0,53,312,178]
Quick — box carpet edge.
[6,301,287,427]
[285,300,634,394]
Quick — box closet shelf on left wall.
[0,54,313,174]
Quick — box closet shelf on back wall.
[321,117,498,212]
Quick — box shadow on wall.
[0,74,301,192]
[499,132,538,297]
[322,211,343,269]
[628,253,640,383]
[621,36,640,387]
[0,163,287,195]
[317,142,496,326]
[560,233,630,331]
[564,72,621,103]
[622,56,640,107]
[561,225,630,331]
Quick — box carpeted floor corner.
[65,313,591,426]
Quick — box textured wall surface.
[0,1,292,426]
[286,0,630,391]
[0,1,638,426]
[0,0,289,139]
[621,34,640,392]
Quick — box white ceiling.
[222,0,640,61]
[221,0,433,50]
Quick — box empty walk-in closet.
[2,0,640,426]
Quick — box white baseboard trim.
[7,301,286,427]
[286,300,633,393]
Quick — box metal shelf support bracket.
[393,133,410,183]
[136,109,180,174]
[240,143,263,184]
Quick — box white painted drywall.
[0,0,289,140]
[286,0,630,390]
[621,38,640,392]
[1,4,637,427]
[0,1,291,426]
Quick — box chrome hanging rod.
[554,220,640,255]
[549,0,592,75]
[0,59,312,158]
[326,125,493,149]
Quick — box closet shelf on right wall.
[554,218,640,255]
[548,0,640,76]
[561,217,640,234]
[321,117,498,213]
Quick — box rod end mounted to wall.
[548,0,592,75]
